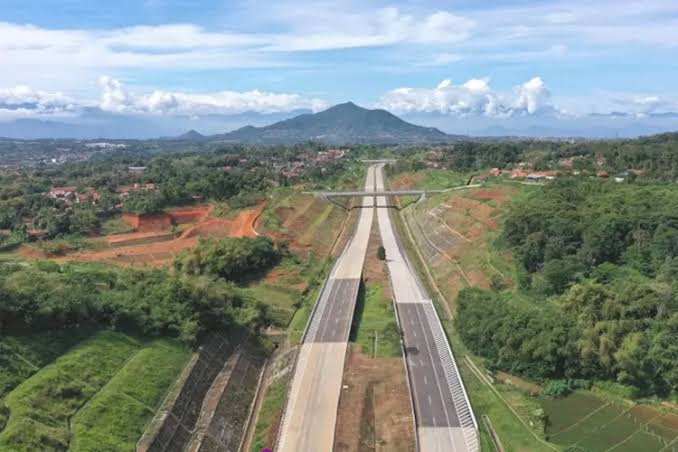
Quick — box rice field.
[543,391,677,451]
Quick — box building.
[48,186,77,200]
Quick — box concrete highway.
[374,164,479,452]
[276,165,376,452]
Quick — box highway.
[276,165,376,452]
[374,164,479,452]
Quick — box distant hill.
[175,129,205,141]
[215,102,457,144]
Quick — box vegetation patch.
[350,283,400,358]
[543,391,675,451]
[0,331,141,450]
[250,377,287,452]
[70,339,190,452]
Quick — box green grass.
[246,284,300,327]
[287,259,332,345]
[70,339,190,452]
[0,329,96,400]
[351,283,400,358]
[418,169,469,189]
[542,391,674,451]
[250,379,287,452]
[541,392,605,435]
[0,330,142,451]
[100,216,135,235]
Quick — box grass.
[350,283,400,358]
[250,379,287,452]
[70,338,190,452]
[0,330,190,451]
[100,216,135,235]
[418,169,469,189]
[246,284,300,327]
[0,328,96,400]
[0,330,141,451]
[542,391,675,451]
[448,334,554,452]
[286,257,334,345]
[389,177,557,451]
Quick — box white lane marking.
[424,375,428,385]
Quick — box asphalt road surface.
[374,164,479,452]
[276,165,376,452]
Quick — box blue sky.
[1,0,678,128]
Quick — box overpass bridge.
[309,186,480,209]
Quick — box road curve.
[276,165,376,452]
[374,164,479,452]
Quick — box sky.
[1,0,678,135]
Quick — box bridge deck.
[315,190,444,197]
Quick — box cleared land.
[18,204,263,268]
[334,346,415,452]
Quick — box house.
[527,171,558,182]
[489,168,502,177]
[75,189,101,204]
[597,170,609,178]
[510,169,529,179]
[48,186,77,200]
[116,183,158,197]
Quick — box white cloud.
[378,76,555,117]
[514,77,551,114]
[98,76,328,115]
[264,7,474,51]
[0,85,77,119]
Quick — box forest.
[0,236,283,344]
[456,178,678,397]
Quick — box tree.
[377,246,386,261]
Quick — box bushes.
[456,282,678,396]
[543,379,591,398]
[174,236,281,283]
[0,262,265,344]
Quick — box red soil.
[59,204,264,268]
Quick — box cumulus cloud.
[610,93,678,115]
[0,85,77,119]
[98,76,328,115]
[378,76,555,117]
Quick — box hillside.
[216,102,456,144]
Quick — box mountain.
[175,129,205,141]
[215,102,456,144]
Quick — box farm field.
[0,330,189,451]
[543,391,678,451]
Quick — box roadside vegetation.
[459,179,678,398]
[351,283,401,358]
[393,162,678,451]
